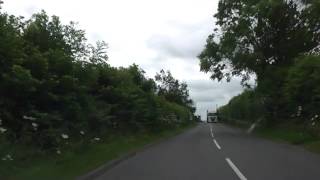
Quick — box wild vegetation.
[199,0,320,133]
[0,1,195,168]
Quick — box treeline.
[218,90,264,123]
[199,0,320,130]
[219,55,320,127]
[0,5,195,151]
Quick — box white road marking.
[225,158,247,180]
[247,123,256,134]
[210,127,214,138]
[213,139,221,150]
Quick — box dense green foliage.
[201,0,320,128]
[218,90,264,123]
[218,55,320,127]
[218,55,320,125]
[0,4,195,154]
[199,0,320,84]
[285,55,320,119]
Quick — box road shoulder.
[77,124,197,180]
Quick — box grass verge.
[222,120,320,154]
[0,123,196,180]
[255,125,320,154]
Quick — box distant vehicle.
[207,111,219,123]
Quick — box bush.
[0,9,195,151]
[285,55,320,119]
[218,89,265,124]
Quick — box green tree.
[218,89,264,123]
[285,55,320,117]
[0,4,196,152]
[199,0,320,84]
[199,0,320,119]
[155,70,193,107]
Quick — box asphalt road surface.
[95,123,320,180]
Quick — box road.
[95,123,320,180]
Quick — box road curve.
[94,123,320,180]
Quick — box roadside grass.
[221,119,320,154]
[0,124,195,180]
[255,125,320,154]
[304,141,320,154]
[256,127,316,144]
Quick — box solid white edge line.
[225,158,247,180]
[213,139,221,150]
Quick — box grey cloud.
[147,35,202,59]
[186,79,244,119]
[187,79,244,98]
[192,94,226,103]
[146,20,213,60]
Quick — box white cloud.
[2,0,244,119]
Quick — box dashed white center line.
[225,158,247,180]
[213,139,221,150]
[208,125,247,179]
[210,126,214,138]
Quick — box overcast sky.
[3,0,244,119]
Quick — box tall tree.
[199,0,320,118]
[199,0,320,85]
[155,70,193,108]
